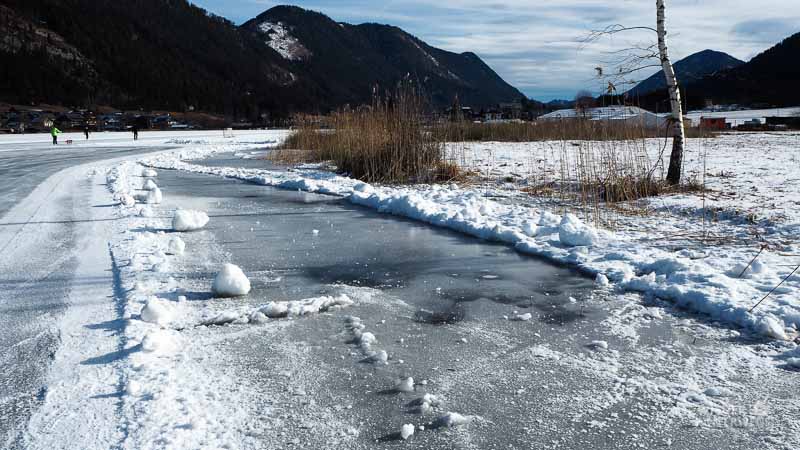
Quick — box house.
[700,117,728,130]
[539,106,668,129]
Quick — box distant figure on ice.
[132,125,139,141]
[51,125,62,145]
[84,125,90,140]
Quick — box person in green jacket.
[51,126,62,145]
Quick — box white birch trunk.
[657,0,685,184]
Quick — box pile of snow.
[145,188,162,204]
[141,329,182,355]
[408,394,441,415]
[558,214,600,247]
[140,297,175,326]
[395,377,415,393]
[257,294,354,318]
[212,264,251,297]
[344,316,389,364]
[433,412,473,428]
[142,168,158,178]
[143,179,158,191]
[118,193,135,207]
[166,236,185,256]
[172,210,209,232]
[400,424,415,440]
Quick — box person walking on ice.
[132,124,139,141]
[51,125,62,145]
[84,125,90,140]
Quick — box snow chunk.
[559,214,599,247]
[166,236,186,256]
[361,350,388,365]
[400,424,415,440]
[757,316,788,341]
[587,340,609,350]
[515,313,533,322]
[141,329,181,355]
[118,193,135,207]
[146,187,162,204]
[595,273,610,287]
[172,210,209,232]
[434,412,473,428]
[396,377,415,393]
[140,297,175,326]
[142,168,158,177]
[212,264,251,297]
[143,179,158,191]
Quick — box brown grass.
[273,81,449,183]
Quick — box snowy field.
[2,130,799,449]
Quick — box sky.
[191,0,800,101]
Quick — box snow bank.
[212,264,251,297]
[143,179,158,191]
[172,210,209,232]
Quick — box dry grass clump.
[437,119,663,142]
[274,82,449,183]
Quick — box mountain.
[240,6,525,109]
[627,49,744,97]
[684,32,800,107]
[0,1,524,119]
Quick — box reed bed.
[274,82,447,183]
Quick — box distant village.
[2,101,799,134]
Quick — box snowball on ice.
[140,297,175,326]
[143,179,158,191]
[595,273,610,287]
[146,187,163,204]
[558,214,599,247]
[142,168,158,177]
[212,263,251,297]
[118,193,135,207]
[166,236,186,256]
[434,412,472,428]
[400,424,415,440]
[587,340,609,350]
[361,350,388,365]
[515,313,533,322]
[172,210,210,231]
[396,377,415,393]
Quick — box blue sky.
[192,0,800,101]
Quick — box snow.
[559,213,601,247]
[434,412,473,428]
[145,187,162,204]
[400,423,415,440]
[143,179,158,190]
[211,263,251,297]
[138,132,800,342]
[258,21,308,61]
[140,297,176,326]
[396,377,415,393]
[166,236,186,256]
[172,209,210,231]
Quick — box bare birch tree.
[586,0,686,185]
